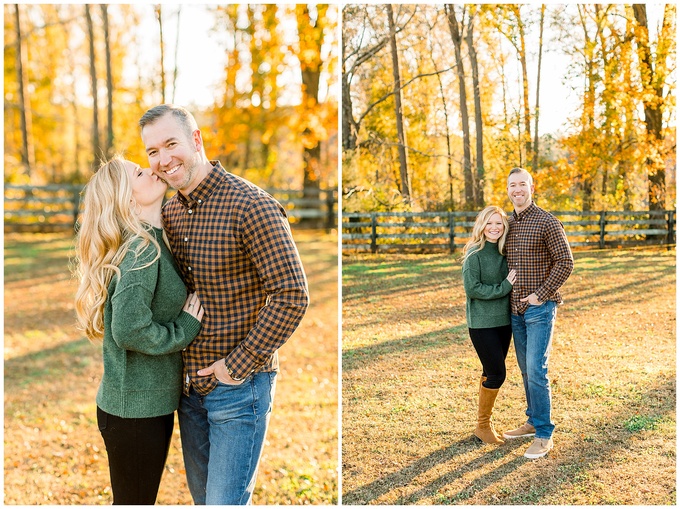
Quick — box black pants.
[468,325,512,389]
[97,407,174,505]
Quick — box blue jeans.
[511,301,557,439]
[178,371,277,505]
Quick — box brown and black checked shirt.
[506,202,574,315]
[162,161,309,396]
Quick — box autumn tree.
[3,4,337,197]
[386,4,411,203]
[342,4,674,214]
[341,5,388,151]
[85,4,102,168]
[11,4,35,179]
[102,4,114,157]
[155,5,166,103]
[445,4,473,209]
[296,4,326,201]
[632,4,674,210]
[532,4,545,172]
[491,5,533,167]
[465,6,484,207]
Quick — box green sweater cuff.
[176,311,202,342]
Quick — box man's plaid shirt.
[162,162,309,396]
[506,202,574,315]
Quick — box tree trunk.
[581,54,597,212]
[618,13,637,211]
[341,9,389,152]
[512,6,532,166]
[13,4,35,179]
[72,90,82,179]
[155,5,166,103]
[341,69,356,150]
[428,37,454,210]
[172,6,181,103]
[632,4,667,211]
[532,4,545,172]
[596,4,614,205]
[386,4,410,204]
[101,4,114,157]
[296,4,325,217]
[466,12,484,208]
[341,30,357,150]
[446,4,473,209]
[85,4,101,169]
[577,5,597,212]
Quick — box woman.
[462,206,516,444]
[74,156,204,504]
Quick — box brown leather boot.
[475,378,504,444]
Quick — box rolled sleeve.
[535,219,574,302]
[225,199,309,379]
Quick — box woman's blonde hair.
[74,156,161,341]
[463,206,509,262]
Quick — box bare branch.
[356,64,457,126]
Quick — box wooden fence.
[4,184,337,232]
[342,210,676,253]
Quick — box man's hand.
[197,359,244,385]
[520,293,543,306]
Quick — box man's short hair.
[139,104,198,140]
[508,167,533,185]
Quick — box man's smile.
[165,164,182,176]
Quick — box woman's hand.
[183,292,205,321]
[506,269,517,285]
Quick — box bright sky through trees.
[126,4,336,109]
[487,4,670,136]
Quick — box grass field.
[342,247,675,505]
[4,230,338,505]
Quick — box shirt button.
[198,199,202,204]
[188,209,193,214]
[187,267,192,272]
[184,237,188,242]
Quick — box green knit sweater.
[96,227,201,418]
[462,241,512,328]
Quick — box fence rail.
[4,184,337,232]
[342,210,676,253]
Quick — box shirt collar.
[176,161,227,208]
[513,201,537,221]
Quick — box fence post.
[72,187,82,231]
[325,191,335,229]
[448,212,455,254]
[599,211,606,249]
[667,209,676,248]
[370,213,377,254]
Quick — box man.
[139,104,309,504]
[502,167,573,459]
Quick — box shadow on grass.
[498,375,676,505]
[342,437,526,504]
[343,325,469,372]
[343,249,675,305]
[342,375,675,505]
[562,269,674,310]
[4,337,97,391]
[342,257,457,304]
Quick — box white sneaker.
[502,422,536,439]
[524,437,554,459]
